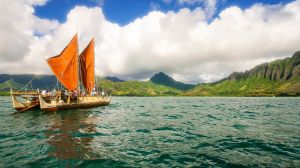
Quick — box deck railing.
[10,89,39,95]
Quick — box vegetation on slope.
[99,80,182,96]
[99,51,300,97]
[0,79,24,91]
[227,51,300,81]
[185,77,300,96]
[0,51,299,97]
[0,74,57,90]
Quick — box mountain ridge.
[0,51,300,96]
[103,76,124,82]
[227,51,300,81]
[150,72,195,90]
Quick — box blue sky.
[35,0,294,25]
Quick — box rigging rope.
[55,78,59,90]
[18,75,37,91]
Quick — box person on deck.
[64,90,68,96]
[52,89,57,97]
[91,85,97,96]
[41,89,46,96]
[72,89,78,98]
[55,90,61,101]
[81,91,86,96]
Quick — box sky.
[0,0,299,83]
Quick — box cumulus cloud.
[0,0,300,83]
[0,0,57,63]
[25,0,49,6]
[164,0,218,18]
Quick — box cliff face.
[228,51,300,81]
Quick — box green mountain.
[99,80,182,96]
[0,79,24,91]
[0,79,25,95]
[104,76,124,82]
[226,51,300,81]
[0,74,58,91]
[150,72,195,90]
[184,77,300,96]
[101,51,300,96]
[0,51,299,96]
[185,51,300,96]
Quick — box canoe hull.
[11,90,40,112]
[14,104,40,112]
[10,89,111,112]
[39,95,111,112]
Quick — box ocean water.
[0,96,299,167]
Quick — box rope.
[56,78,59,90]
[18,75,37,91]
[79,54,88,92]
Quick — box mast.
[92,38,98,93]
[77,33,80,91]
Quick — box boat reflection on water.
[45,110,99,160]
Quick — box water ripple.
[0,97,299,167]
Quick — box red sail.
[47,34,78,91]
[79,39,95,93]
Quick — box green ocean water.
[0,96,299,167]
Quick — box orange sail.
[47,34,78,91]
[79,39,95,93]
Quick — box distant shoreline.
[1,92,299,97]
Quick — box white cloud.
[0,0,300,83]
[0,0,57,73]
[165,0,218,18]
[25,0,49,6]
